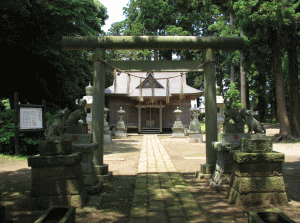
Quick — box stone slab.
[247,208,295,223]
[241,138,273,153]
[72,143,98,153]
[28,152,83,167]
[231,151,285,163]
[218,133,249,145]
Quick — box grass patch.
[0,154,29,161]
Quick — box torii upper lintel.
[62,36,244,51]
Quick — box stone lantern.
[188,105,203,143]
[104,107,112,144]
[115,107,127,138]
[83,82,93,134]
[172,107,185,137]
[216,84,225,133]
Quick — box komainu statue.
[64,99,88,134]
[241,109,266,134]
[224,99,245,125]
[44,109,66,137]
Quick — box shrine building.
[103,71,203,134]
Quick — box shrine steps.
[140,128,160,134]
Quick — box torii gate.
[62,36,244,178]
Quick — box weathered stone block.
[278,192,289,205]
[241,138,273,153]
[232,151,285,164]
[233,162,283,177]
[233,176,286,193]
[246,193,279,206]
[28,153,83,167]
[81,162,95,174]
[37,189,87,209]
[32,166,65,182]
[70,188,88,208]
[39,140,72,156]
[83,174,98,186]
[31,178,85,197]
[65,165,83,180]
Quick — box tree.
[234,0,300,139]
[1,0,108,111]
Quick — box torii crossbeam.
[62,36,244,179]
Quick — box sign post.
[14,92,47,155]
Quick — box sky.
[100,0,129,33]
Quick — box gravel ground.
[1,126,300,222]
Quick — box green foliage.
[1,99,11,110]
[0,109,15,145]
[45,111,59,124]
[0,109,45,155]
[225,83,243,110]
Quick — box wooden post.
[14,92,20,155]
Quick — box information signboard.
[20,107,43,129]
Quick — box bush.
[0,108,60,155]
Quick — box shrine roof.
[105,72,202,98]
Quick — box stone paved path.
[129,135,208,223]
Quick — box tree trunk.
[230,11,235,83]
[287,47,300,137]
[272,47,292,137]
[240,50,246,108]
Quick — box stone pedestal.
[188,132,203,143]
[115,122,127,138]
[208,133,249,191]
[188,108,203,142]
[172,122,185,137]
[28,149,88,210]
[104,122,112,144]
[64,134,104,195]
[227,138,289,207]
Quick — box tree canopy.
[1,0,108,111]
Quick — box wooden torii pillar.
[62,36,244,179]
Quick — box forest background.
[0,0,299,154]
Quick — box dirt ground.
[1,125,300,222]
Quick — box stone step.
[140,128,160,134]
